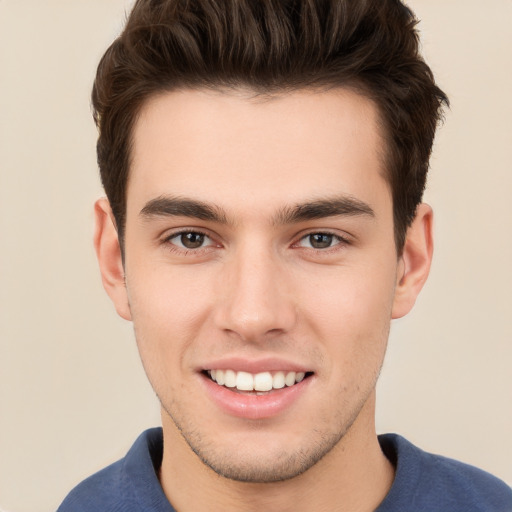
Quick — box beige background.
[0,1,511,511]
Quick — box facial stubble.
[158,375,380,484]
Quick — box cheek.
[297,263,396,374]
[127,258,213,320]
[125,263,216,367]
[300,259,396,325]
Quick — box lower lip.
[200,373,312,420]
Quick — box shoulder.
[378,434,512,512]
[57,458,131,512]
[57,428,173,512]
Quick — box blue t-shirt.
[58,428,512,511]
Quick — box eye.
[166,231,213,250]
[297,233,344,249]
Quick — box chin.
[192,443,339,483]
[169,410,349,483]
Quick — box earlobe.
[392,203,434,319]
[93,198,132,321]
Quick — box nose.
[214,244,297,343]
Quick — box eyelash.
[161,229,351,255]
[162,229,218,255]
[293,231,351,253]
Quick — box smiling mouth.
[204,369,313,394]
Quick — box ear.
[392,203,434,319]
[93,198,132,321]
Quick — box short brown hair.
[92,0,448,252]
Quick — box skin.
[95,88,433,511]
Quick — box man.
[58,0,512,510]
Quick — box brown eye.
[167,231,212,250]
[308,233,335,249]
[180,232,205,249]
[296,232,347,250]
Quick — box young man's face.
[97,88,430,482]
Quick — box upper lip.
[199,356,312,374]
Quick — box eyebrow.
[140,196,229,223]
[139,194,375,225]
[274,196,375,225]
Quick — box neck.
[159,394,394,512]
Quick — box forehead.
[128,87,390,218]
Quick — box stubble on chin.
[159,395,365,484]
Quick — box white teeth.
[285,371,296,387]
[208,369,308,391]
[224,369,236,388]
[215,369,225,385]
[272,371,285,389]
[236,371,254,391]
[254,372,273,392]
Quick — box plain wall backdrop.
[1,1,511,511]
